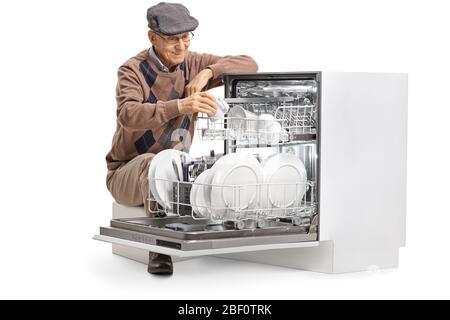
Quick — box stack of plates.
[190,169,211,217]
[190,153,263,218]
[260,153,307,209]
[148,149,191,210]
[190,152,308,219]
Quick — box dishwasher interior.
[99,73,321,252]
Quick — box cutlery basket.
[172,181,192,216]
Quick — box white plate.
[149,149,190,209]
[209,153,263,217]
[190,169,211,217]
[260,153,307,208]
[200,154,234,217]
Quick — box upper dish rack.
[197,97,317,147]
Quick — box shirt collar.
[149,47,170,73]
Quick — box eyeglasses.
[155,32,194,45]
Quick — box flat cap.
[147,2,199,36]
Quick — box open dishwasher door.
[95,200,319,258]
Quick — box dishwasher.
[95,72,407,273]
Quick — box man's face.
[148,31,191,69]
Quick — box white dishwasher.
[95,72,407,274]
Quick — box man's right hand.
[178,92,217,115]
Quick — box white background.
[0,0,449,299]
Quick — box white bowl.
[228,106,259,131]
[257,114,283,145]
[257,114,277,131]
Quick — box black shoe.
[155,211,167,218]
[147,252,173,275]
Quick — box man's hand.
[179,91,217,115]
[185,68,213,96]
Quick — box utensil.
[172,159,181,181]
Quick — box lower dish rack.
[97,179,318,252]
[147,178,318,231]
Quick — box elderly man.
[105,2,258,274]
